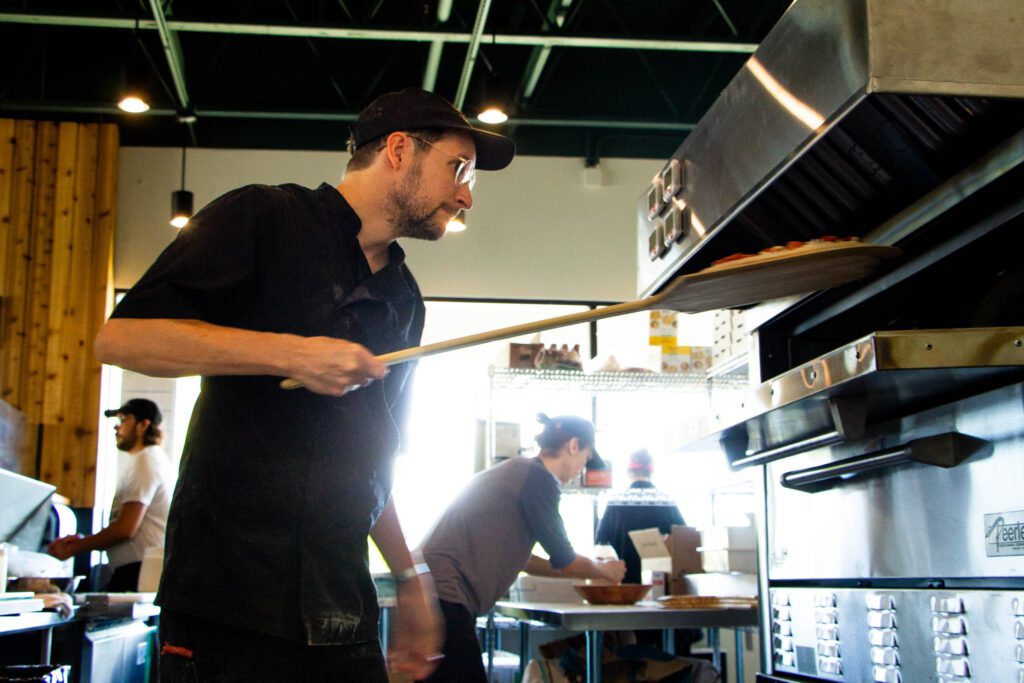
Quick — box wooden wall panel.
[0,120,15,300]
[25,123,58,430]
[0,118,117,504]
[2,121,38,414]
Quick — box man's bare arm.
[525,554,626,584]
[370,496,443,679]
[47,502,148,560]
[95,318,385,396]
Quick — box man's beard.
[387,161,447,241]
[116,432,139,451]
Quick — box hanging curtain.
[0,119,118,506]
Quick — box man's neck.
[335,179,393,273]
[539,455,573,485]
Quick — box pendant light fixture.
[476,61,509,125]
[118,23,151,114]
[118,95,150,113]
[170,146,193,228]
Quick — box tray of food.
[656,595,758,609]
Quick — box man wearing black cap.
[419,414,627,683]
[48,398,172,592]
[94,88,515,681]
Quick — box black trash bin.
[0,665,71,682]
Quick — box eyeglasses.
[406,134,476,190]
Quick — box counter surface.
[494,600,758,631]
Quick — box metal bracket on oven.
[724,395,867,469]
[779,432,990,493]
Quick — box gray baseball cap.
[536,413,606,470]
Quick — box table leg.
[734,628,745,683]
[486,611,495,681]
[661,628,675,655]
[518,621,531,680]
[708,627,721,674]
[379,607,389,655]
[585,630,603,683]
[39,627,53,664]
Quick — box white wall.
[116,147,663,302]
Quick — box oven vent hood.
[685,327,1024,468]
[637,0,1024,298]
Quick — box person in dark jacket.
[596,449,703,654]
[94,88,515,682]
[595,449,685,584]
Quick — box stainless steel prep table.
[494,600,757,683]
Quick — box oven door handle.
[779,432,989,492]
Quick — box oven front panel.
[765,382,1024,581]
[769,587,1024,682]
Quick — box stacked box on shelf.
[711,309,751,366]
[711,310,733,364]
[730,309,749,358]
[650,311,712,373]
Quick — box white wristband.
[394,563,430,583]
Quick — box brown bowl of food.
[574,584,652,605]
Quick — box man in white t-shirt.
[48,398,173,591]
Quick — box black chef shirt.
[595,480,685,584]
[112,183,425,645]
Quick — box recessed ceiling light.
[118,96,150,113]
[478,107,508,125]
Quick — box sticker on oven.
[985,510,1024,557]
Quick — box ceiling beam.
[147,0,190,112]
[421,0,453,92]
[520,0,565,101]
[0,100,697,131]
[0,12,758,53]
[710,0,740,37]
[453,0,494,109]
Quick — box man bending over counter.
[419,414,627,683]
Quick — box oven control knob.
[931,595,964,614]
[647,221,666,261]
[646,181,664,220]
[872,666,901,683]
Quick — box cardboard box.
[700,525,757,551]
[699,549,757,573]
[509,343,543,369]
[629,525,703,583]
[642,570,668,600]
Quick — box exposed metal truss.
[0,11,759,52]
[0,1,786,158]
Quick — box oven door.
[764,382,1024,582]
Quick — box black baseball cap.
[349,88,516,171]
[536,413,606,470]
[105,398,162,426]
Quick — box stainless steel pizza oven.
[635,0,1024,680]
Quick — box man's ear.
[383,132,410,169]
